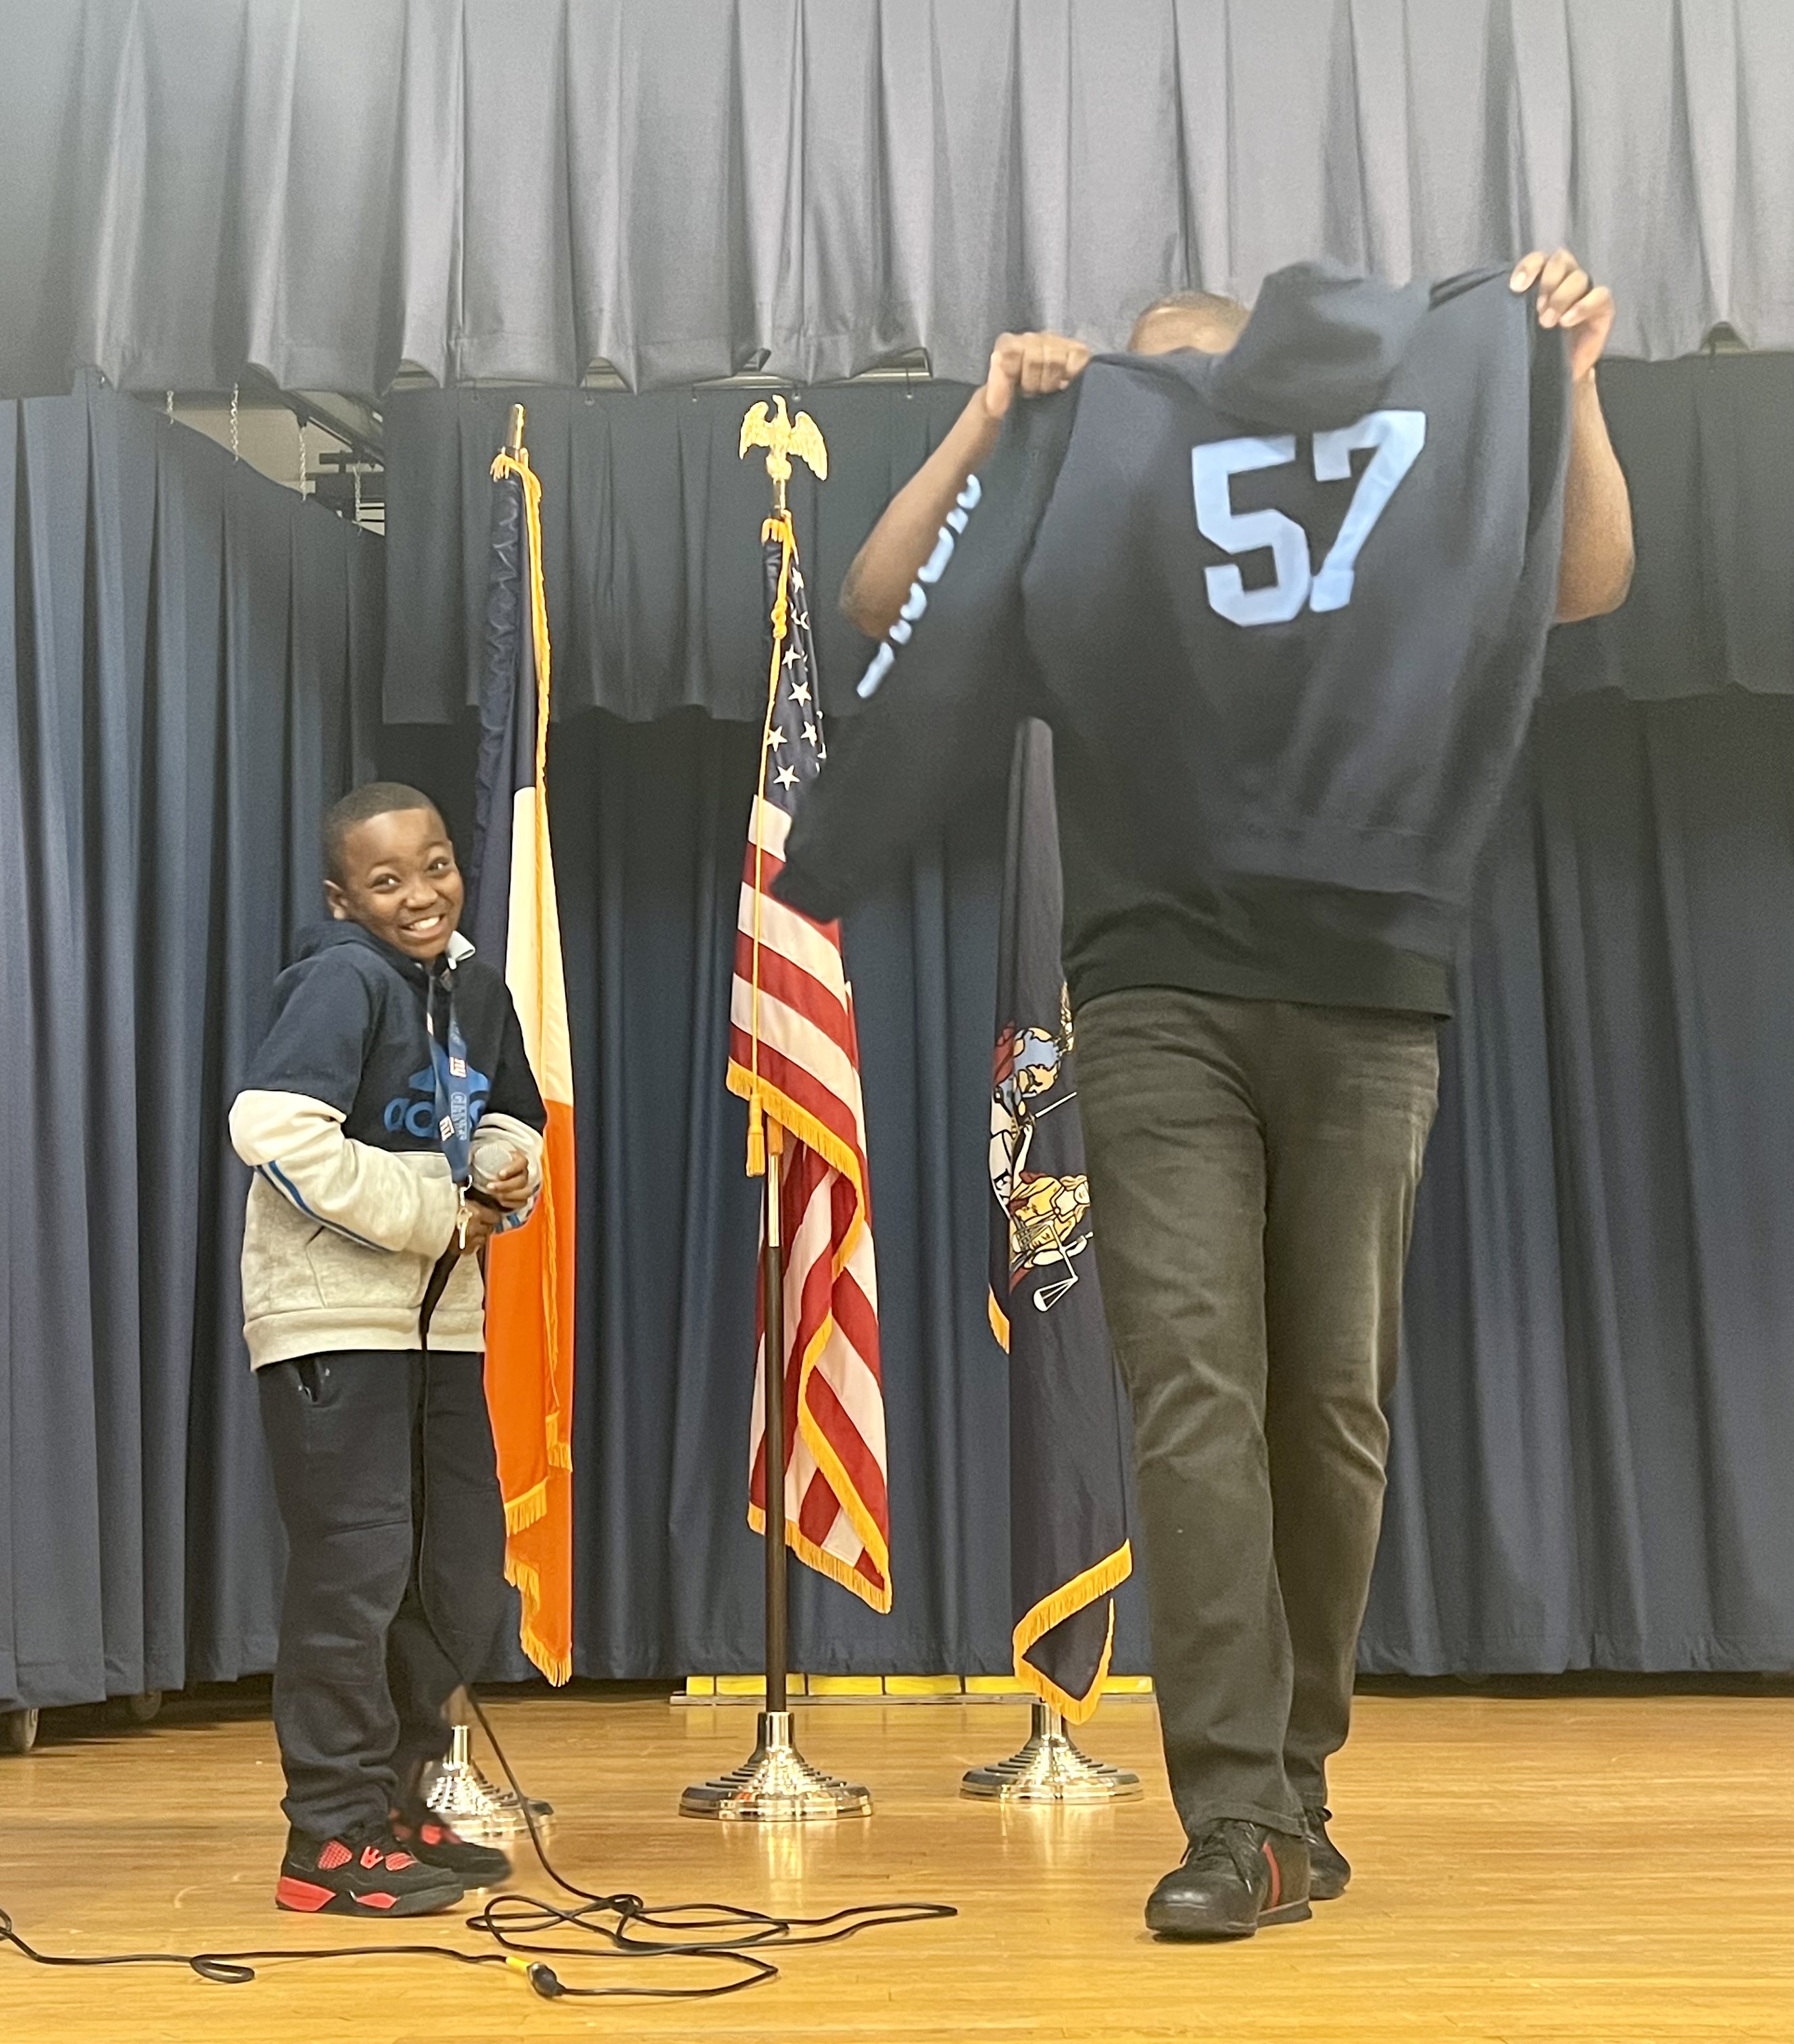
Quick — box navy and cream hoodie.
[229,920,546,1369]
[778,262,1573,1016]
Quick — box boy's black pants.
[258,1349,508,1840]
[1075,987,1440,1839]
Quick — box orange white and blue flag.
[467,441,576,1683]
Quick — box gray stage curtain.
[0,378,381,1713]
[3,0,1793,402]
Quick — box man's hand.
[842,329,1093,637]
[981,331,1092,422]
[1510,249,1614,384]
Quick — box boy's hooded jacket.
[777,262,1572,1018]
[229,921,546,1368]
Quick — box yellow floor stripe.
[678,1674,1153,1701]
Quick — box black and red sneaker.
[276,1820,465,1917]
[390,1809,514,1890]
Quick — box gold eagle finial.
[740,396,829,510]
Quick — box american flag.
[728,511,890,1612]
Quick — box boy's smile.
[324,806,466,962]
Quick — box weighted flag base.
[425,1723,554,1841]
[961,1702,1144,1802]
[680,1710,873,1822]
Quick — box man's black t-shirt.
[779,262,1572,1017]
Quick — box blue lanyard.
[424,967,474,1188]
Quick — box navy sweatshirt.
[229,921,547,1367]
[777,262,1572,1015]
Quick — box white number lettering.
[1192,435,1310,626]
[1191,409,1426,627]
[1309,410,1427,611]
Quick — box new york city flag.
[467,436,576,1683]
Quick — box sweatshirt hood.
[293,919,475,975]
[295,920,406,968]
[1146,260,1430,432]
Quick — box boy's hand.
[456,1198,506,1255]
[476,1153,535,1212]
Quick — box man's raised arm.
[1511,248,1636,623]
[840,331,1091,639]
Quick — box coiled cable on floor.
[0,1355,956,2003]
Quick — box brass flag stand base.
[426,1722,554,1841]
[680,1708,873,1822]
[681,1077,871,1821]
[961,1701,1144,1802]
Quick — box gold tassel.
[503,1480,552,1537]
[746,1096,766,1178]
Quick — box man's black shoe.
[391,1808,514,1889]
[1303,1806,1351,1901]
[276,1820,465,1917]
[1144,1821,1312,1941]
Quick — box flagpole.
[436,394,574,1822]
[966,723,1142,1805]
[680,399,872,1822]
[761,1136,788,1720]
[680,1129,871,1822]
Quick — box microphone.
[470,1138,523,1195]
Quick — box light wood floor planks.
[1,1687,1791,2043]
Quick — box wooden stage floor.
[1,1685,1791,2043]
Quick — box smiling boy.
[228,783,547,1917]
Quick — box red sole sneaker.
[276,1873,464,1917]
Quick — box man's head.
[1128,290,1251,358]
[323,782,464,963]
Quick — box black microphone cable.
[0,1344,958,2006]
[407,1357,956,2003]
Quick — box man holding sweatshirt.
[230,782,546,1917]
[779,250,1633,1940]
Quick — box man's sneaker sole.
[276,1873,464,1917]
[1309,1868,1349,1903]
[1146,1895,1312,1940]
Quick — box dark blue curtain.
[395,691,1794,1684]
[393,712,1044,1679]
[0,379,381,1713]
[381,382,974,725]
[1372,693,1794,1672]
[9,365,1794,1713]
[385,358,1794,728]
